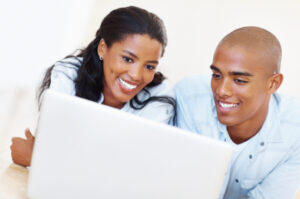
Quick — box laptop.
[27,89,232,199]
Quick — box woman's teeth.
[118,78,137,90]
[219,101,239,108]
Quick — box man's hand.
[10,128,35,167]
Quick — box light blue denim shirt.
[174,74,300,199]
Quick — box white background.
[0,0,300,181]
[1,0,300,98]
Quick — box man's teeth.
[118,78,137,90]
[219,101,238,108]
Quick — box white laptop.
[27,90,232,199]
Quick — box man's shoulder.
[174,74,215,118]
[174,74,212,97]
[274,93,300,130]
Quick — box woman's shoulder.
[52,57,82,76]
[49,57,83,95]
[146,79,174,98]
[130,79,175,124]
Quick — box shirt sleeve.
[132,80,175,124]
[173,75,212,133]
[174,86,199,132]
[247,144,300,199]
[49,60,79,95]
[144,98,175,124]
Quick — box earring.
[99,55,103,61]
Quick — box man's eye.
[212,73,221,79]
[122,56,133,63]
[234,79,248,84]
[145,65,155,70]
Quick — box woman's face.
[98,34,163,108]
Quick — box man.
[175,26,300,199]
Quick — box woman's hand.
[10,128,35,167]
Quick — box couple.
[10,6,300,199]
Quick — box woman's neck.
[102,87,125,109]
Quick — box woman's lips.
[117,77,139,94]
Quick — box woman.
[10,6,175,167]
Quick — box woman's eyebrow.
[123,50,159,64]
[123,50,138,59]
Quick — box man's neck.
[226,103,269,144]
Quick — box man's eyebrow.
[229,71,253,76]
[123,50,159,64]
[210,65,253,76]
[210,65,221,72]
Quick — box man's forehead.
[215,27,282,74]
[213,43,275,75]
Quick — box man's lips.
[216,100,240,113]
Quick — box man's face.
[210,44,272,128]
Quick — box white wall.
[94,0,300,99]
[0,0,97,149]
[1,0,300,95]
[0,0,96,89]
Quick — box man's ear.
[97,38,107,58]
[268,73,283,94]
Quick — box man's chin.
[217,115,237,126]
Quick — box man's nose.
[216,78,232,97]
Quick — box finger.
[11,137,17,142]
[11,137,25,144]
[10,140,19,151]
[25,129,34,141]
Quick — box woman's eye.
[212,73,221,79]
[145,65,155,71]
[234,79,248,84]
[122,56,133,63]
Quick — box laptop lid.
[27,90,232,199]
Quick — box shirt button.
[260,142,265,146]
[235,179,239,183]
[249,154,253,159]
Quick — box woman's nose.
[129,65,143,81]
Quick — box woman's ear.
[268,73,283,94]
[97,38,107,58]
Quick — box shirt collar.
[259,94,282,143]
